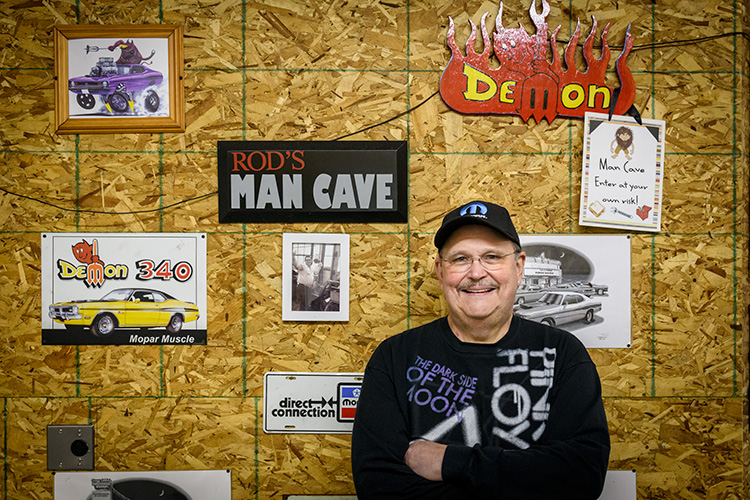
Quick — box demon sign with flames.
[439,0,635,122]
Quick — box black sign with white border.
[217,141,408,223]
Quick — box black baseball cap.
[434,201,521,250]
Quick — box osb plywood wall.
[0,0,748,499]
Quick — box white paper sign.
[284,471,634,499]
[599,470,637,499]
[264,372,363,433]
[579,112,665,232]
[54,470,230,500]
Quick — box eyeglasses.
[440,251,519,273]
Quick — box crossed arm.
[404,440,446,481]
[351,349,610,500]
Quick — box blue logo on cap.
[460,202,488,217]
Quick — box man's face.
[435,225,525,329]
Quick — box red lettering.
[231,150,305,171]
[267,151,285,170]
[87,262,104,287]
[291,150,305,170]
[247,151,267,171]
[231,152,248,171]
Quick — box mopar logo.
[460,202,488,217]
[337,383,361,422]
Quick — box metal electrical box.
[47,425,95,470]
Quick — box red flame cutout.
[440,0,635,122]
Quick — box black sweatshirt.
[351,316,610,499]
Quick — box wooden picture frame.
[53,24,184,134]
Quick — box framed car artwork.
[53,24,185,134]
[514,234,632,349]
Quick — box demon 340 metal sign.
[217,141,407,223]
[41,233,207,345]
[439,0,635,122]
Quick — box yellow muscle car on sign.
[49,288,199,337]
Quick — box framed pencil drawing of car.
[53,24,184,134]
[515,234,631,348]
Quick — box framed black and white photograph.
[282,233,349,322]
[515,234,631,348]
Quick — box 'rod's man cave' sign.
[217,141,407,223]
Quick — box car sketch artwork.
[514,291,603,327]
[514,284,546,305]
[68,40,164,116]
[513,240,613,330]
[49,288,199,337]
[548,281,609,297]
[510,235,631,348]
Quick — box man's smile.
[459,281,498,294]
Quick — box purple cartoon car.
[68,40,163,114]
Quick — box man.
[292,253,315,311]
[311,258,323,288]
[351,201,610,499]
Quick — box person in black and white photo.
[292,253,315,311]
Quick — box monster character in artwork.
[72,239,104,266]
[70,238,105,287]
[108,39,156,65]
[611,126,634,160]
[440,0,636,121]
[69,40,164,115]
[493,0,559,79]
[493,0,561,121]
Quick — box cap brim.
[435,218,516,250]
